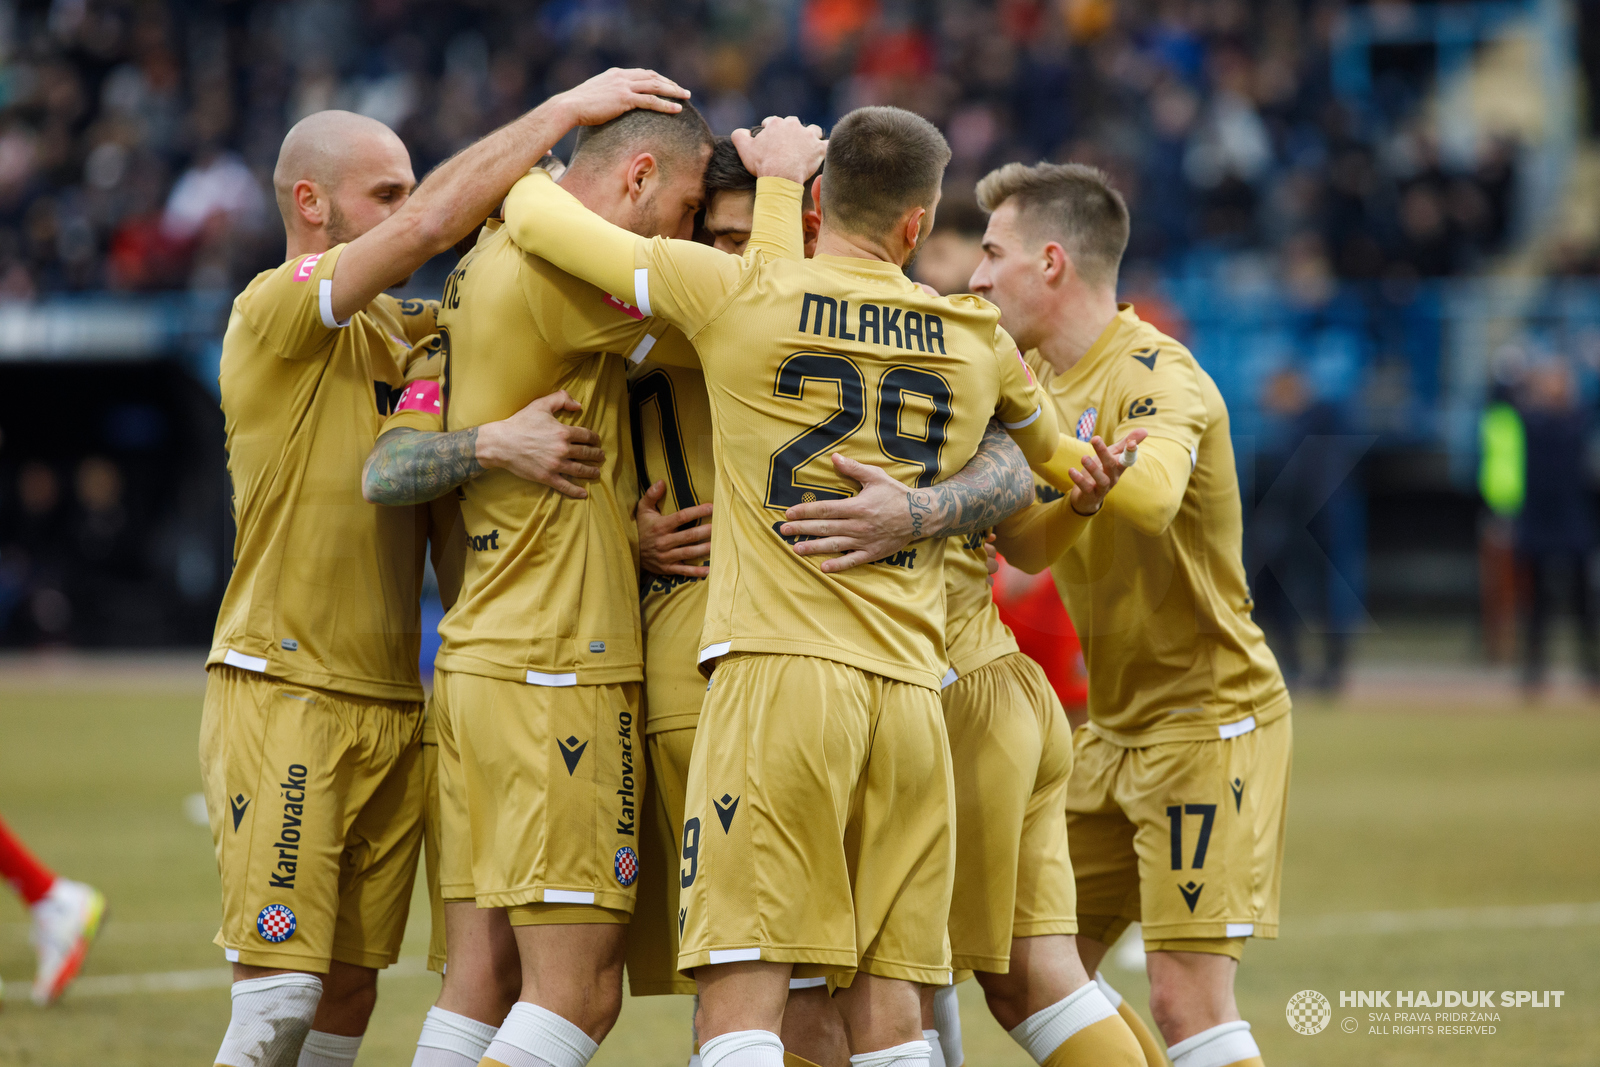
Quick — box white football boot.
[30,878,106,1005]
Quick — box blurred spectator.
[1248,366,1365,694]
[1478,368,1524,664]
[0,460,72,644]
[1513,360,1598,696]
[0,0,1537,300]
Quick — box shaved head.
[274,110,414,246]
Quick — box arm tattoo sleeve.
[904,419,1032,539]
[363,426,484,505]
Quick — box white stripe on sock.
[1008,982,1118,1064]
[296,1030,362,1067]
[486,1003,597,1067]
[848,1039,931,1067]
[699,1029,784,1067]
[932,984,963,1067]
[413,1006,499,1066]
[1167,1021,1258,1067]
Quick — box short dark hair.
[703,136,756,195]
[571,99,714,175]
[703,135,818,207]
[975,161,1130,287]
[821,106,951,237]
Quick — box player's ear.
[626,153,658,200]
[902,205,926,258]
[801,208,821,249]
[1041,242,1069,285]
[293,179,324,228]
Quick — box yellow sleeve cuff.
[748,177,806,261]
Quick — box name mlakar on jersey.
[268,763,309,889]
[799,293,948,353]
[616,707,635,837]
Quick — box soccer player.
[202,68,689,1067]
[405,98,720,1067]
[629,136,1048,1067]
[760,177,1151,1067]
[0,814,104,1006]
[502,109,1060,1067]
[977,162,1292,1067]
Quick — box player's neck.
[284,230,331,262]
[1037,286,1120,376]
[557,168,633,230]
[814,225,904,266]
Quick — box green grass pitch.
[1,672,1597,1065]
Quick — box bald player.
[978,163,1290,1067]
[201,69,689,1067]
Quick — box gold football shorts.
[421,698,447,973]
[199,665,425,972]
[942,652,1077,973]
[677,652,954,985]
[432,667,644,920]
[1068,712,1292,950]
[626,725,698,995]
[640,576,709,737]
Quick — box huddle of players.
[202,64,1289,1067]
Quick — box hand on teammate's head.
[558,68,691,127]
[732,116,827,187]
[636,481,714,578]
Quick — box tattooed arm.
[362,390,605,505]
[776,419,1033,574]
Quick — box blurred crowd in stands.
[0,0,1530,302]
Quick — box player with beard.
[627,136,1065,1067]
[202,69,689,1067]
[396,99,720,1067]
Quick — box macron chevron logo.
[559,735,588,776]
[714,793,740,833]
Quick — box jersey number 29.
[765,352,953,509]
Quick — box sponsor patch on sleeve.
[293,253,324,282]
[396,380,442,413]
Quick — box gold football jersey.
[432,219,696,686]
[1009,306,1289,744]
[503,171,1059,689]
[208,246,441,701]
[942,533,1019,680]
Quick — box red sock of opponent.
[0,815,56,905]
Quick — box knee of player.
[1146,971,1233,1042]
[975,969,1032,1031]
[491,962,522,1019]
[318,967,379,1030]
[577,981,626,1042]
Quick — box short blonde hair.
[975,161,1129,287]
